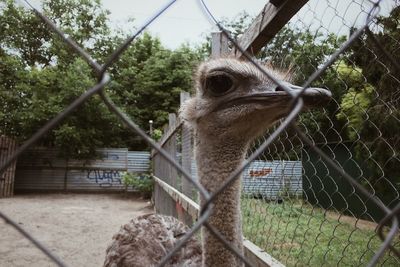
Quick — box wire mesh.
[241,1,400,266]
[0,0,399,267]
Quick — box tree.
[0,0,124,158]
[344,5,400,191]
[335,62,375,141]
[0,0,112,66]
[106,33,203,149]
[0,0,204,157]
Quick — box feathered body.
[104,214,201,267]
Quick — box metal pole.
[149,120,153,136]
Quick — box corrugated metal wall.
[15,148,150,192]
[242,160,302,199]
[15,148,300,197]
[190,160,302,200]
[128,151,151,173]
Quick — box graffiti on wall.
[15,149,152,191]
[249,168,273,178]
[86,169,122,187]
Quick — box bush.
[121,172,154,198]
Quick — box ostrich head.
[181,58,331,143]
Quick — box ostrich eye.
[205,73,234,96]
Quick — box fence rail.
[153,175,283,267]
[0,0,399,267]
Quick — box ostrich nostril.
[274,83,301,92]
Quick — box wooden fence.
[152,97,290,266]
[152,91,195,225]
[151,107,285,266]
[0,136,17,198]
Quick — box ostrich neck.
[195,133,248,267]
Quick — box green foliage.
[220,11,399,199]
[335,62,375,140]
[336,86,374,140]
[0,0,204,158]
[107,33,203,149]
[345,6,400,186]
[121,172,154,198]
[260,27,346,81]
[221,13,348,145]
[110,35,203,131]
[0,0,120,159]
[0,0,111,66]
[277,185,300,201]
[151,129,163,142]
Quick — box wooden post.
[180,92,195,225]
[167,114,178,189]
[153,120,179,217]
[211,31,229,58]
[180,92,193,197]
[0,136,17,198]
[166,114,178,218]
[231,0,308,58]
[153,151,162,212]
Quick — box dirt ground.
[0,193,153,267]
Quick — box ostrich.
[103,58,331,267]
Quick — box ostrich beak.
[276,83,332,107]
[214,83,331,112]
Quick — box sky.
[26,0,395,49]
[101,0,269,48]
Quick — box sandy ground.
[0,193,153,267]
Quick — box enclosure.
[1,0,399,266]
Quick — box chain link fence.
[0,0,399,267]
[240,1,400,266]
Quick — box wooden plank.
[153,176,199,220]
[231,0,308,58]
[151,119,183,158]
[153,153,163,213]
[0,137,4,197]
[243,239,285,267]
[153,176,284,267]
[152,123,178,217]
[5,138,13,196]
[180,92,194,197]
[167,113,178,188]
[211,32,229,58]
[10,139,17,196]
[165,114,178,218]
[0,136,17,197]
[180,92,194,225]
